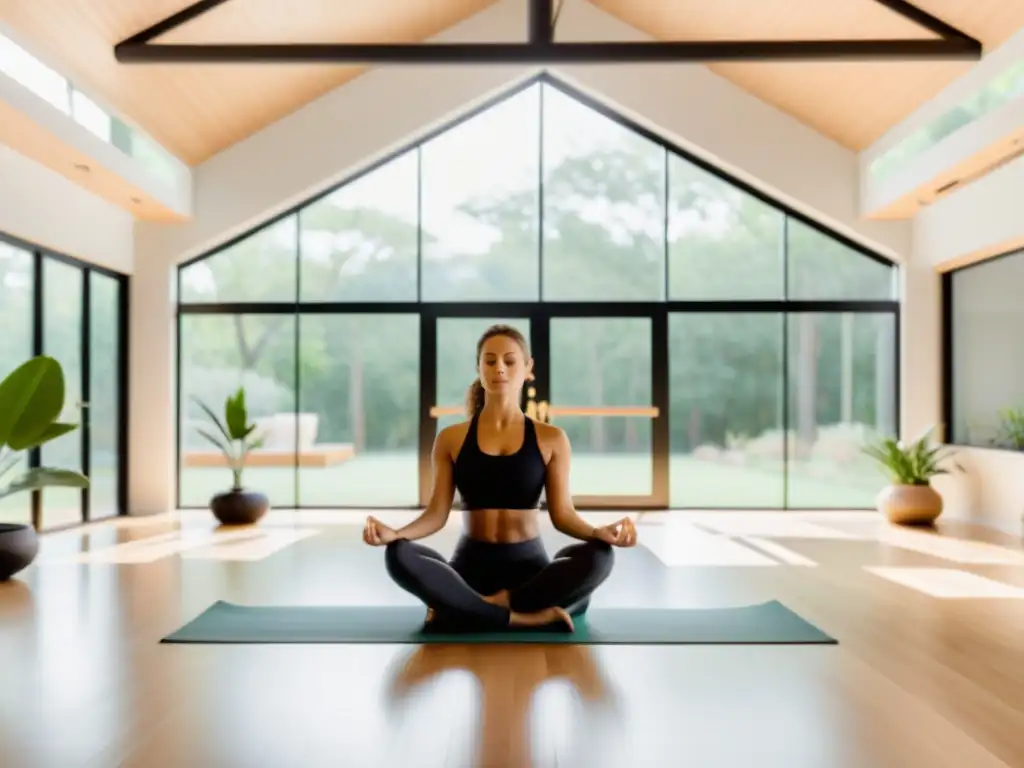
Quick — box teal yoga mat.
[161,600,836,645]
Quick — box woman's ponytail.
[465,377,486,418]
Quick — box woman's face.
[477,334,532,397]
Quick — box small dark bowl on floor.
[209,489,269,526]
[0,523,40,581]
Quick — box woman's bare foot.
[481,589,510,609]
[426,591,506,627]
[509,606,574,631]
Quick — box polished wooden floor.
[2,509,1024,767]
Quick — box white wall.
[0,145,133,272]
[914,153,1024,268]
[127,0,914,514]
[127,229,175,514]
[906,153,1024,536]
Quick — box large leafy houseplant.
[0,356,89,581]
[192,387,269,525]
[861,426,959,525]
[0,356,89,502]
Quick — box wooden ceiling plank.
[0,0,496,164]
[2,0,1022,166]
[590,0,1024,150]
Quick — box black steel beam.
[529,0,555,45]
[871,0,979,44]
[115,37,980,65]
[115,0,981,65]
[118,0,231,47]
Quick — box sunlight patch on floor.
[866,567,1024,599]
[686,513,865,540]
[64,529,267,564]
[181,530,321,561]
[642,524,780,567]
[739,537,819,566]
[877,527,1024,565]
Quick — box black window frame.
[175,71,901,511]
[0,229,131,531]
[941,246,1024,452]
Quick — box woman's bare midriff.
[462,508,540,543]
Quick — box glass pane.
[179,216,298,303]
[72,89,112,142]
[297,314,419,506]
[870,60,1024,182]
[0,243,34,526]
[436,318,532,433]
[949,253,1024,447]
[786,313,897,508]
[41,258,83,529]
[786,218,895,300]
[549,317,652,496]
[300,152,418,302]
[178,315,297,508]
[88,272,121,520]
[668,155,784,299]
[0,33,69,113]
[669,313,784,508]
[420,85,540,301]
[541,85,665,301]
[125,127,181,189]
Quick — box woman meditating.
[363,324,637,632]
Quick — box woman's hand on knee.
[363,516,399,546]
[592,517,637,548]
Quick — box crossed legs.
[384,537,614,631]
[384,539,510,628]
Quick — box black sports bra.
[453,414,547,511]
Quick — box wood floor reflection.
[1,509,1023,767]
[385,644,618,768]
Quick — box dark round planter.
[209,489,269,526]
[0,523,40,582]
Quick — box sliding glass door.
[0,234,128,530]
[546,315,666,507]
[0,242,34,527]
[88,271,125,520]
[36,254,128,528]
[35,255,128,528]
[421,308,668,509]
[40,258,85,528]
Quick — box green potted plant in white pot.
[0,355,89,581]
[192,387,269,526]
[861,426,960,525]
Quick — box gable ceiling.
[0,0,497,165]
[594,0,1024,150]
[1,0,1022,166]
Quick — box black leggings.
[384,535,614,630]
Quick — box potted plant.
[0,356,89,581]
[192,387,269,526]
[861,426,960,525]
